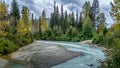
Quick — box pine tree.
[55,6,60,26]
[76,10,79,24]
[71,12,75,27]
[82,1,93,39]
[10,0,20,25]
[31,13,34,23]
[78,12,83,31]
[10,0,20,35]
[83,1,91,19]
[50,2,60,29]
[61,4,65,33]
[97,13,106,34]
[82,16,93,39]
[50,12,54,29]
[90,0,100,28]
[64,10,68,33]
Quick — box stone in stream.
[29,45,83,68]
[10,41,84,68]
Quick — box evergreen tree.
[50,12,54,29]
[76,10,79,24]
[31,13,34,23]
[10,0,20,35]
[71,12,75,27]
[64,10,68,33]
[50,2,60,30]
[90,0,100,28]
[82,1,93,39]
[78,12,83,31]
[61,4,65,33]
[82,16,93,39]
[55,6,60,26]
[10,0,20,25]
[83,1,91,19]
[97,13,106,34]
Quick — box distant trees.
[49,1,102,41]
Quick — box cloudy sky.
[5,0,114,27]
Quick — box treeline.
[36,0,106,41]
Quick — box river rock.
[29,45,82,68]
[80,40,92,45]
[10,41,83,68]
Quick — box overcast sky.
[5,0,114,27]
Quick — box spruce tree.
[10,0,20,35]
[90,0,100,29]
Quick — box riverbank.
[80,40,108,52]
[80,40,111,64]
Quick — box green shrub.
[101,38,120,68]
[15,35,33,46]
[0,38,18,54]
